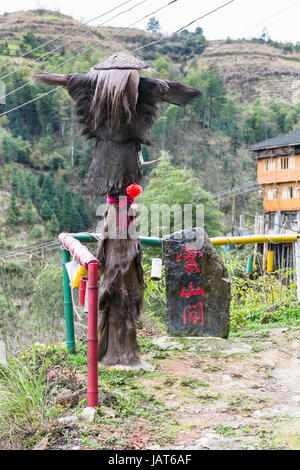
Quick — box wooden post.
[252,213,259,270]
[231,195,235,227]
[295,237,300,301]
[263,217,269,273]
[239,214,244,228]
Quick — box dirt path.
[28,327,299,451]
[137,327,300,450]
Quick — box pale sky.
[0,0,300,44]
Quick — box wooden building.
[249,127,300,235]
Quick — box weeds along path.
[1,327,299,450]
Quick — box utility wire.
[2,240,59,259]
[0,0,150,100]
[0,0,236,117]
[131,0,235,54]
[0,86,61,118]
[0,0,135,73]
[201,0,300,58]
[0,0,149,81]
[213,180,258,197]
[243,211,300,236]
[0,0,178,108]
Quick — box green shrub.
[229,268,300,331]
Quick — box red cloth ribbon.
[106,187,142,231]
[106,195,135,204]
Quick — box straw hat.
[93,51,150,71]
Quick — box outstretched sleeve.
[32,72,68,87]
[161,80,202,106]
[138,77,202,107]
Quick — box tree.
[75,195,89,228]
[23,199,37,225]
[70,207,85,232]
[52,196,63,227]
[242,99,278,144]
[40,173,55,210]
[38,171,44,188]
[2,135,31,163]
[46,215,59,235]
[183,67,227,129]
[140,151,225,237]
[7,192,20,225]
[146,16,161,34]
[15,170,27,200]
[152,55,172,79]
[261,27,270,43]
[11,166,18,192]
[26,171,40,204]
[40,200,54,220]
[61,190,73,231]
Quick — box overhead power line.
[0,0,149,81]
[212,181,258,199]
[0,0,235,117]
[0,0,150,99]
[202,0,300,58]
[0,0,178,105]
[132,0,235,54]
[0,0,136,72]
[0,86,61,118]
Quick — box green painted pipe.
[62,248,76,354]
[71,233,163,247]
[139,236,162,247]
[71,233,97,243]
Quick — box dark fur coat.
[66,72,201,196]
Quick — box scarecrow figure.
[33,52,202,366]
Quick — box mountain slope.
[0,9,299,242]
[196,39,300,103]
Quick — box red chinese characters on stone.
[176,245,203,273]
[183,301,204,326]
[180,282,205,298]
[177,245,205,327]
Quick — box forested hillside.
[1,9,300,451]
[1,8,300,248]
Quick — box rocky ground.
[145,328,300,450]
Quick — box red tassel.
[126,183,142,198]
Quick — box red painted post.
[87,261,99,408]
[79,276,87,307]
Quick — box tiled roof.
[248,127,300,151]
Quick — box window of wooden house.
[284,212,297,229]
[264,159,275,171]
[267,188,273,200]
[269,213,276,231]
[280,157,289,169]
[282,185,295,199]
[290,156,295,168]
[282,187,288,199]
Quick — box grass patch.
[0,347,58,448]
[214,424,237,437]
[197,392,220,401]
[180,377,209,388]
